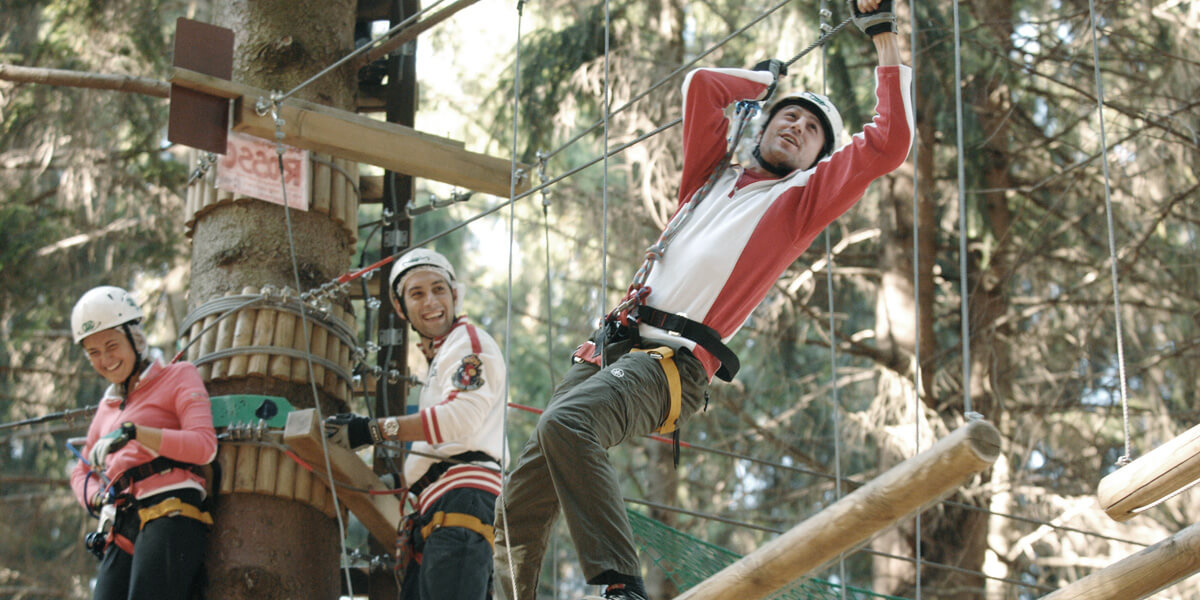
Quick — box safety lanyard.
[610,100,760,321]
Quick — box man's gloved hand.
[849,0,897,37]
[752,59,788,102]
[88,422,136,471]
[324,413,376,450]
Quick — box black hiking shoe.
[594,582,650,600]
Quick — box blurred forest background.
[2,0,1199,598]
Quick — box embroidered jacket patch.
[452,354,485,391]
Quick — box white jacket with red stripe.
[405,316,506,513]
[635,65,915,378]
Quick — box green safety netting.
[627,509,909,600]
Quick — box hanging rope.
[816,2,847,598]
[538,152,557,385]
[498,3,526,598]
[1087,0,1133,466]
[269,103,356,595]
[909,1,924,598]
[951,0,981,421]
[599,0,613,363]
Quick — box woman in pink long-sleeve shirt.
[68,286,217,600]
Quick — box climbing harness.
[598,100,759,384]
[109,456,209,494]
[420,511,495,547]
[137,496,214,530]
[632,346,682,436]
[407,450,500,497]
[85,492,213,560]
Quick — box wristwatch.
[382,417,401,440]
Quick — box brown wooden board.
[283,409,401,553]
[168,18,234,154]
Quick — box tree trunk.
[194,1,357,598]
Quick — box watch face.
[383,418,400,437]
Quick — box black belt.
[112,456,205,493]
[632,305,739,382]
[409,451,499,497]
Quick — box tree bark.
[196,1,356,598]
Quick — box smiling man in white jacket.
[326,248,506,600]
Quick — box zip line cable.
[540,0,795,163]
[1087,0,1133,465]
[269,0,449,106]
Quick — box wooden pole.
[0,63,169,97]
[1098,422,1200,522]
[674,420,1001,600]
[1039,522,1200,599]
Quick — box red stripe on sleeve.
[465,324,483,354]
[421,407,440,444]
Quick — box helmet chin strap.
[752,145,794,177]
[119,323,147,407]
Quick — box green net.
[627,509,909,600]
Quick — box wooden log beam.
[169,68,526,198]
[354,0,481,69]
[283,408,401,553]
[1098,422,1200,522]
[0,63,169,98]
[1039,522,1200,599]
[674,420,1002,600]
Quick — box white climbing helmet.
[764,91,845,159]
[71,286,144,344]
[388,248,457,298]
[387,248,462,320]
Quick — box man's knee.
[535,404,592,452]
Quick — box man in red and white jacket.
[495,1,913,598]
[326,248,505,600]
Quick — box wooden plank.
[283,408,401,553]
[170,68,526,198]
[1039,522,1200,600]
[1098,422,1200,522]
[675,420,1002,600]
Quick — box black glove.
[752,59,788,102]
[849,0,897,37]
[324,413,375,449]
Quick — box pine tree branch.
[34,216,142,257]
[0,63,169,98]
